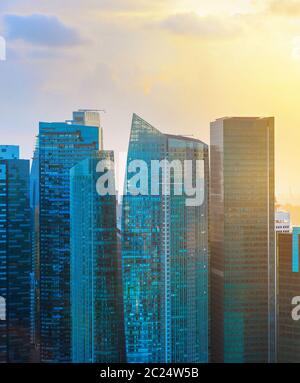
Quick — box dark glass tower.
[70,151,125,363]
[210,117,275,363]
[277,228,300,363]
[122,114,209,363]
[37,121,99,362]
[30,145,40,358]
[0,146,31,363]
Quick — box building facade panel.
[277,229,300,363]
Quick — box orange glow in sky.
[1,0,300,199]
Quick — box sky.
[1,0,300,199]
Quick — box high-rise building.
[30,145,40,357]
[37,120,99,362]
[275,211,291,233]
[210,117,275,363]
[0,145,19,160]
[277,228,300,363]
[70,151,125,363]
[72,109,103,150]
[0,146,31,363]
[122,114,209,363]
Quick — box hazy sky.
[1,0,300,198]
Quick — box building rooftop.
[213,116,274,122]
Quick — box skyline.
[0,115,297,364]
[1,0,300,197]
[2,0,300,370]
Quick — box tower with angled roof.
[122,114,209,363]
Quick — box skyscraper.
[70,151,125,363]
[30,145,40,356]
[0,146,31,363]
[72,109,103,150]
[277,228,300,363]
[275,211,291,233]
[37,119,99,363]
[210,117,275,363]
[122,114,209,363]
[0,145,19,160]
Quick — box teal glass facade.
[37,122,99,362]
[0,147,31,362]
[30,146,40,357]
[292,227,300,273]
[70,151,125,363]
[210,117,275,363]
[277,229,300,363]
[122,114,209,363]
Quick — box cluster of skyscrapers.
[0,110,299,363]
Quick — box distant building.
[277,228,300,362]
[70,151,125,363]
[210,117,276,363]
[122,114,209,363]
[0,146,31,363]
[275,211,291,233]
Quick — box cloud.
[4,14,83,47]
[159,12,244,39]
[0,0,170,14]
[268,0,300,16]
[91,0,170,12]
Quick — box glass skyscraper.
[37,120,99,362]
[0,146,31,363]
[122,114,209,363]
[72,110,104,151]
[277,228,300,363]
[30,146,40,358]
[210,117,275,363]
[70,151,125,363]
